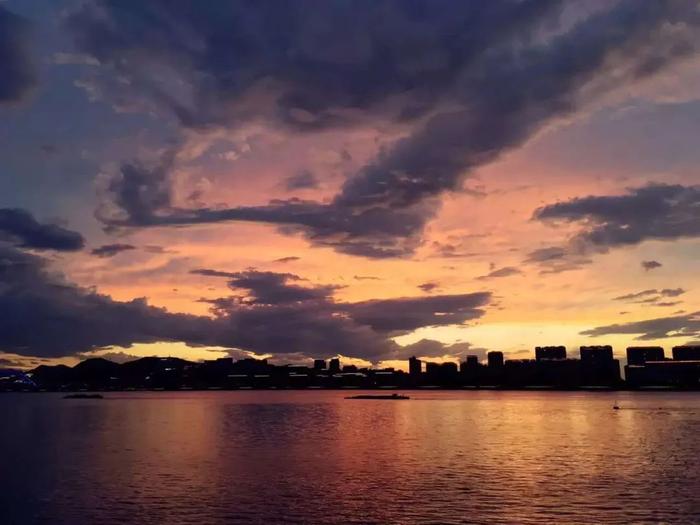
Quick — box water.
[1,391,699,524]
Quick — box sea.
[1,390,699,524]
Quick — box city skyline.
[1,1,700,372]
[5,343,700,391]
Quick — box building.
[535,346,566,361]
[627,360,700,389]
[579,346,620,386]
[313,359,326,371]
[426,361,459,385]
[672,346,700,361]
[580,345,613,363]
[487,351,504,368]
[408,356,422,377]
[329,358,341,374]
[627,346,665,366]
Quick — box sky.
[1,0,699,370]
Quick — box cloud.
[273,256,300,264]
[613,288,686,303]
[418,282,440,293]
[395,339,483,361]
[0,244,224,358]
[524,246,592,274]
[581,311,700,340]
[0,234,491,361]
[476,266,523,280]
[91,243,136,258]
[534,184,700,252]
[0,208,85,251]
[283,170,320,191]
[641,260,662,271]
[0,7,35,103]
[194,268,491,361]
[81,1,700,258]
[344,293,490,333]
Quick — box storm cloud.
[80,1,700,258]
[0,6,35,103]
[0,208,85,251]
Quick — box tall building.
[487,351,504,368]
[580,345,613,363]
[409,356,422,377]
[627,346,665,366]
[329,358,341,374]
[580,345,620,386]
[672,346,700,361]
[313,359,327,371]
[535,346,566,361]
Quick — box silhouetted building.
[13,344,700,391]
[409,356,422,377]
[426,361,459,385]
[580,345,613,363]
[627,346,665,366]
[487,351,504,368]
[627,360,700,389]
[535,346,566,361]
[313,359,326,371]
[579,346,620,386]
[329,358,341,374]
[672,346,700,361]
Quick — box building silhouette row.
[1,345,699,392]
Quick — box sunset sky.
[1,0,699,370]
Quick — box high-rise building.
[535,346,566,361]
[487,351,504,368]
[672,346,700,361]
[580,345,620,386]
[409,356,422,377]
[627,346,665,366]
[580,345,613,363]
[329,358,341,374]
[313,359,327,371]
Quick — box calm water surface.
[1,391,699,524]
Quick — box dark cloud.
[0,208,85,251]
[354,275,381,281]
[0,7,35,103]
[345,293,490,333]
[273,256,300,264]
[641,260,662,271]
[91,243,136,258]
[581,311,700,340]
[418,282,440,293]
[534,184,700,253]
[82,1,700,258]
[0,235,492,361]
[0,245,223,358]
[477,266,522,280]
[67,0,563,129]
[524,246,591,274]
[395,339,484,361]
[613,288,686,303]
[283,170,320,191]
[194,268,491,360]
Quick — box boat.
[345,393,410,400]
[63,393,104,399]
